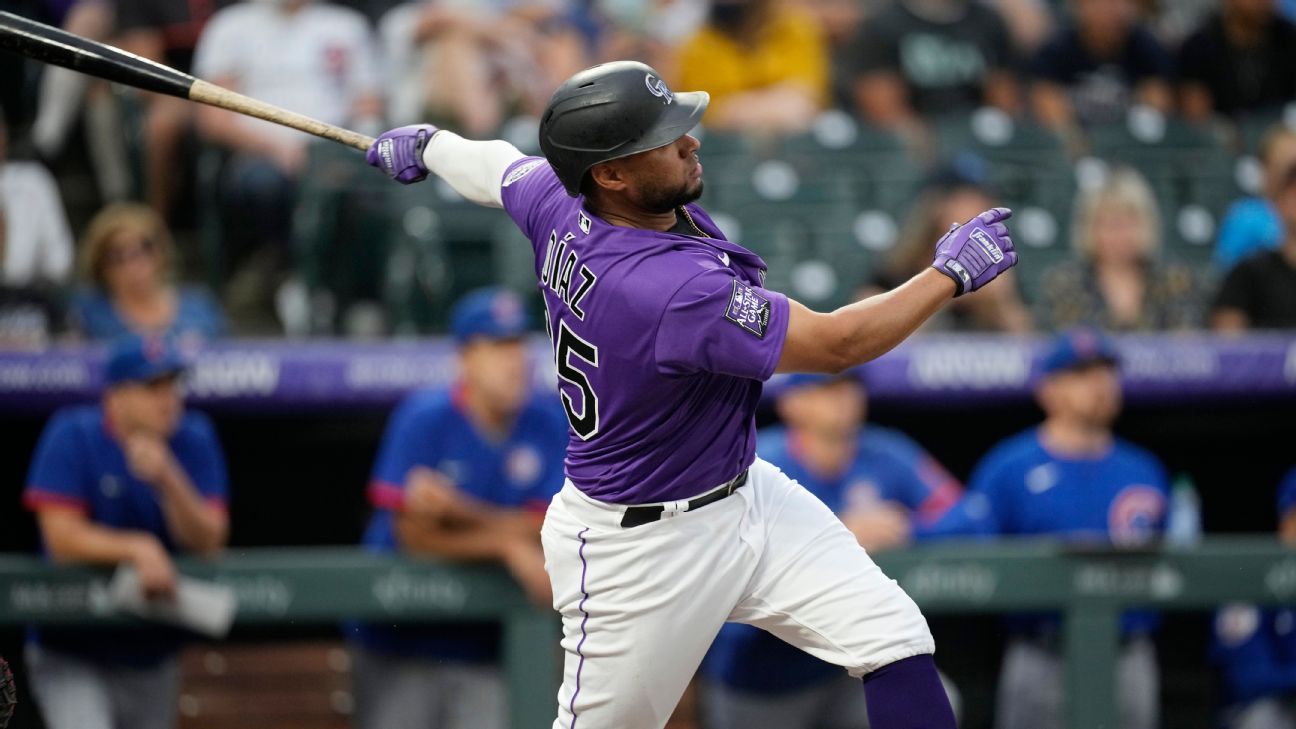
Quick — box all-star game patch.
[725,280,771,339]
[502,159,546,187]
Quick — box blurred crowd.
[0,0,1294,342]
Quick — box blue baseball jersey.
[1210,470,1296,707]
[703,424,962,693]
[500,156,790,505]
[348,386,568,663]
[23,404,228,666]
[1212,605,1296,706]
[926,427,1170,635]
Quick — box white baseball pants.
[540,457,935,729]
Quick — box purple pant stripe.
[569,527,592,729]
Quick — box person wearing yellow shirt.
[675,0,829,133]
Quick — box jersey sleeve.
[367,395,445,511]
[918,446,1015,539]
[654,267,790,381]
[175,413,230,508]
[23,413,89,513]
[500,156,566,244]
[874,431,963,524]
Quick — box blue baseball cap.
[450,288,530,344]
[105,335,188,386]
[1040,328,1120,376]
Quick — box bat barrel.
[0,10,196,99]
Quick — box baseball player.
[701,372,963,729]
[21,334,229,729]
[1211,470,1296,729]
[925,328,1169,729]
[365,60,1018,729]
[348,288,568,729]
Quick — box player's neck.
[586,196,679,232]
[1039,418,1112,458]
[460,387,515,440]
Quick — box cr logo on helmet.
[645,75,674,104]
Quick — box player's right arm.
[364,124,525,207]
[778,208,1017,374]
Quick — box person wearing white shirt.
[192,0,383,280]
[1,114,74,288]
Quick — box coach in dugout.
[927,328,1170,729]
[22,334,230,729]
[1212,472,1296,729]
[347,287,567,729]
[701,372,963,729]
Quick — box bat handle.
[189,80,375,151]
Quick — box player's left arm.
[363,124,526,207]
[778,208,1016,374]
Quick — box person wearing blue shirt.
[701,372,963,729]
[1215,126,1296,273]
[70,203,226,344]
[21,334,230,729]
[1212,471,1296,729]
[926,328,1170,729]
[347,288,568,729]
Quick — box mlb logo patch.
[725,280,771,339]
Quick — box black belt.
[620,469,749,528]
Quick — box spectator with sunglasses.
[70,203,226,343]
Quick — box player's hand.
[502,537,553,608]
[128,535,178,600]
[124,434,179,486]
[366,124,438,184]
[842,503,913,553]
[405,466,467,522]
[931,207,1018,297]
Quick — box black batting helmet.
[539,61,710,197]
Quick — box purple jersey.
[500,156,790,504]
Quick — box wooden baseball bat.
[0,10,375,151]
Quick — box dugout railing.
[1,538,1293,729]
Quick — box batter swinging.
[365,61,1018,729]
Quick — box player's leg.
[442,663,506,729]
[1117,636,1159,729]
[106,655,181,729]
[349,644,444,729]
[541,482,757,729]
[729,458,953,729]
[994,637,1064,729]
[22,644,114,729]
[699,678,835,729]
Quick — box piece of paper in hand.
[107,566,237,638]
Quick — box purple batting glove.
[366,124,438,184]
[930,207,1018,297]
